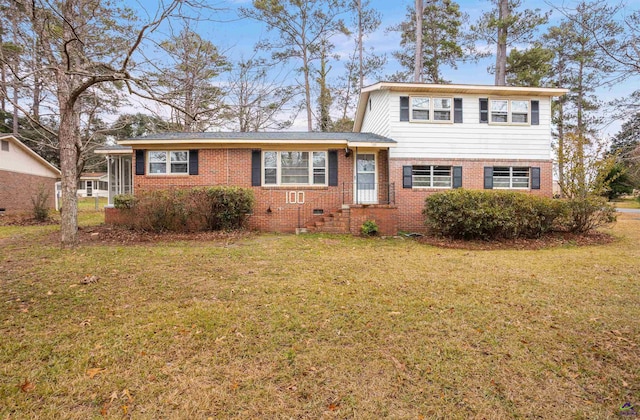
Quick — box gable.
[0,135,60,178]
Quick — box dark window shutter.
[251,150,261,186]
[484,166,493,189]
[135,149,145,175]
[453,166,463,188]
[328,150,338,186]
[402,165,413,188]
[479,98,489,123]
[188,150,199,175]
[454,98,463,123]
[531,167,541,189]
[400,96,409,121]
[531,100,540,125]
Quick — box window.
[410,96,452,122]
[412,165,452,188]
[148,151,189,174]
[1,140,8,151]
[263,151,327,185]
[490,99,530,124]
[493,167,530,189]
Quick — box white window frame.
[489,99,531,125]
[409,96,453,123]
[493,166,530,189]
[263,151,328,186]
[412,165,453,188]
[147,151,189,175]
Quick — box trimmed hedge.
[423,190,564,240]
[113,187,254,232]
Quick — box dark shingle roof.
[125,132,395,144]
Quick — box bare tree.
[225,57,299,132]
[240,0,349,132]
[1,0,195,247]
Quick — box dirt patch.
[0,214,58,226]
[74,225,254,246]
[415,231,615,250]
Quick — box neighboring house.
[101,82,567,235]
[0,134,61,213]
[77,172,109,197]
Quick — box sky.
[130,0,640,137]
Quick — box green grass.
[1,214,639,418]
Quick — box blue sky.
[132,0,640,135]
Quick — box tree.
[240,0,349,132]
[505,44,553,87]
[1,0,192,247]
[108,113,180,140]
[610,112,640,186]
[333,0,384,122]
[316,38,332,132]
[225,57,299,132]
[150,26,229,132]
[390,0,466,83]
[471,0,549,86]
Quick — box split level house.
[0,134,60,213]
[99,82,568,235]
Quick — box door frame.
[354,151,378,204]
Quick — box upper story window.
[412,165,452,188]
[1,140,8,151]
[148,151,189,174]
[263,151,327,186]
[410,96,452,122]
[490,99,530,124]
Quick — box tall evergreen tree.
[472,0,549,86]
[391,0,466,83]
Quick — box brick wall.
[133,148,358,233]
[0,170,57,213]
[348,205,398,236]
[390,158,554,232]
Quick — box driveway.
[615,208,640,213]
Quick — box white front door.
[355,153,377,204]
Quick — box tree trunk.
[303,49,313,131]
[358,0,363,89]
[12,13,19,134]
[494,0,509,86]
[414,0,423,82]
[58,97,80,248]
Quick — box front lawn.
[1,214,639,418]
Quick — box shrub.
[31,185,50,222]
[118,187,254,232]
[423,190,563,240]
[113,194,136,209]
[555,196,616,233]
[361,220,379,236]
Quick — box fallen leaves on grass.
[18,378,35,393]
[417,231,615,250]
[86,368,106,379]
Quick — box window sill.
[260,185,330,190]
[143,174,191,178]
[408,120,453,124]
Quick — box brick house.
[0,134,60,213]
[101,82,567,235]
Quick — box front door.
[355,153,377,204]
[86,181,93,197]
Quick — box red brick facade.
[0,170,57,213]
[129,148,393,233]
[390,158,553,232]
[107,148,553,235]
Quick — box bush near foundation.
[423,190,564,240]
[114,187,254,232]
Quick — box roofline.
[353,82,569,132]
[0,134,61,176]
[117,138,393,149]
[94,148,133,155]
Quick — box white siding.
[360,90,391,138]
[386,92,553,160]
[0,139,59,178]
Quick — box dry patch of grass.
[612,198,640,209]
[1,215,639,418]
